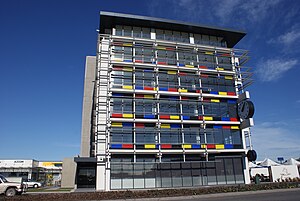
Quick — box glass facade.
[110,155,244,189]
[93,15,251,191]
[115,26,227,47]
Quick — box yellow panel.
[113,59,123,62]
[185,64,194,68]
[219,92,227,95]
[123,114,133,118]
[154,87,158,91]
[204,116,213,121]
[182,144,192,149]
[123,43,133,46]
[123,85,133,90]
[112,122,122,127]
[123,67,133,72]
[167,71,177,75]
[211,99,220,103]
[145,144,156,149]
[201,144,207,149]
[144,95,154,99]
[231,126,239,130]
[205,51,214,55]
[157,46,166,50]
[216,67,224,71]
[179,89,188,92]
[170,115,180,120]
[225,76,233,80]
[216,144,224,149]
[161,124,170,128]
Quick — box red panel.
[168,88,177,92]
[135,94,144,98]
[113,67,123,71]
[199,66,208,69]
[158,61,167,65]
[207,144,216,149]
[179,72,187,76]
[181,96,188,100]
[136,123,145,128]
[222,126,231,129]
[122,144,133,149]
[196,90,201,93]
[160,115,170,119]
[112,113,122,118]
[230,118,238,122]
[135,60,143,63]
[227,92,236,96]
[144,86,154,90]
[161,144,172,149]
[166,47,174,51]
[198,116,203,120]
[203,98,210,102]
[200,74,209,78]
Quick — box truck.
[0,174,26,196]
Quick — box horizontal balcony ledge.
[109,61,236,75]
[110,88,238,99]
[108,149,247,154]
[107,35,237,52]
[109,118,240,125]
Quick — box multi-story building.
[75,11,255,191]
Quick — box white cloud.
[148,0,282,26]
[251,122,300,160]
[256,58,298,82]
[278,30,300,45]
[268,25,300,47]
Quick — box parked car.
[23,179,42,188]
[0,174,26,196]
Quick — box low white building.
[0,159,62,186]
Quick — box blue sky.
[0,0,299,161]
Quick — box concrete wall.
[80,56,96,157]
[61,158,76,188]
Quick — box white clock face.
[238,100,254,119]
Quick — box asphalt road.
[102,188,300,201]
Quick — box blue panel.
[135,86,143,90]
[182,116,190,120]
[160,87,168,91]
[123,59,132,62]
[152,61,156,64]
[224,144,234,149]
[156,144,160,149]
[178,63,185,67]
[227,100,237,104]
[221,117,230,121]
[144,70,153,72]
[171,124,181,128]
[111,144,122,149]
[144,114,155,119]
[210,91,219,95]
[213,125,222,129]
[123,123,133,127]
[192,144,200,149]
[169,96,178,100]
[112,93,123,97]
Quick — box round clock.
[238,100,254,119]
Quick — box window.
[110,128,133,143]
[111,98,133,113]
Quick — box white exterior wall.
[0,160,34,168]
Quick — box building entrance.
[77,166,96,188]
